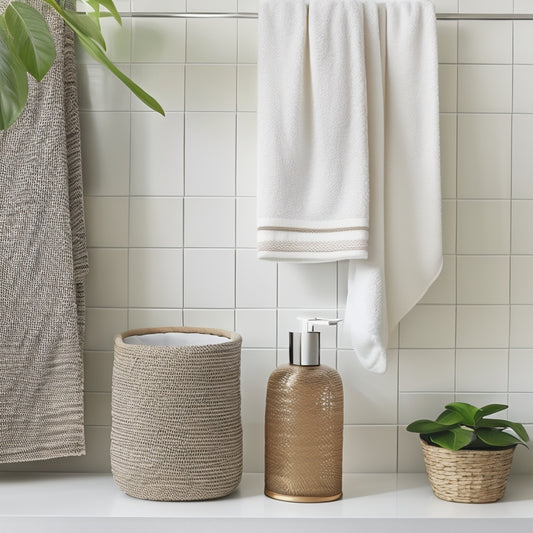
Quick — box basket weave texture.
[420,438,515,503]
[111,327,242,501]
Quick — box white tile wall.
[7,2,533,475]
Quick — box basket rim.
[114,326,242,350]
[420,436,517,454]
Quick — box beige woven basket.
[420,438,516,503]
[111,327,242,501]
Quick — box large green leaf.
[4,2,55,81]
[445,402,480,426]
[476,418,530,443]
[429,427,474,451]
[60,10,106,50]
[476,428,525,448]
[85,0,121,25]
[75,31,164,115]
[475,403,508,423]
[436,409,464,425]
[0,17,28,129]
[406,419,458,434]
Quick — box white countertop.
[0,473,532,532]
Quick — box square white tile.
[238,0,258,10]
[86,249,128,308]
[515,0,533,13]
[85,308,128,351]
[420,255,456,305]
[398,393,454,425]
[437,20,457,63]
[338,350,398,425]
[186,19,237,63]
[457,114,511,199]
[456,305,510,348]
[278,262,337,309]
[458,0,512,12]
[433,0,458,12]
[84,197,129,247]
[514,66,533,113]
[511,256,533,304]
[77,64,131,112]
[242,422,264,473]
[511,305,533,348]
[132,18,186,62]
[183,309,235,330]
[131,112,184,196]
[399,349,455,392]
[236,250,277,308]
[457,200,510,254]
[185,112,236,196]
[457,255,510,304]
[84,393,112,426]
[508,394,533,424]
[130,64,185,112]
[512,115,533,199]
[132,0,186,11]
[185,65,237,112]
[84,351,114,392]
[458,21,512,64]
[238,19,258,63]
[237,65,257,111]
[442,199,456,254]
[439,114,457,199]
[236,113,257,196]
[129,197,183,247]
[80,112,130,196]
[458,66,512,113]
[456,349,509,392]
[397,425,426,473]
[509,350,533,392]
[188,0,237,11]
[184,197,235,248]
[129,248,183,308]
[343,426,397,473]
[183,249,235,308]
[512,200,533,253]
[128,309,182,329]
[236,309,277,348]
[277,309,338,349]
[438,65,457,113]
[236,197,257,248]
[514,21,533,64]
[399,305,456,349]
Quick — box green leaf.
[60,10,106,50]
[476,418,530,443]
[0,16,29,129]
[75,31,165,115]
[436,409,464,425]
[445,402,480,426]
[406,419,457,434]
[476,428,525,448]
[4,2,55,81]
[429,427,474,451]
[85,0,122,25]
[475,403,508,423]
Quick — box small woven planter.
[111,326,242,501]
[420,438,516,503]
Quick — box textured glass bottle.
[264,319,344,503]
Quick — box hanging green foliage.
[0,0,164,130]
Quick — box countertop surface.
[0,473,532,532]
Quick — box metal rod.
[118,12,533,21]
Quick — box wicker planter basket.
[111,327,243,501]
[420,438,516,503]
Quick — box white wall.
[2,0,533,474]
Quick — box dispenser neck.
[289,331,320,366]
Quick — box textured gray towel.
[0,0,88,463]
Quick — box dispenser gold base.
[265,489,342,503]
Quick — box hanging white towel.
[257,0,370,262]
[345,0,442,373]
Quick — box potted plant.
[0,0,164,129]
[406,402,529,503]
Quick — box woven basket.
[111,326,242,501]
[420,438,516,503]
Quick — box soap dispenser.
[265,318,344,503]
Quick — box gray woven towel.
[0,0,88,463]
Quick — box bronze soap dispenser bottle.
[265,318,344,503]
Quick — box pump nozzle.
[290,318,344,366]
[297,317,344,333]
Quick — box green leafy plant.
[0,0,164,129]
[406,402,530,451]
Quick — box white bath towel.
[344,0,442,373]
[257,0,370,262]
